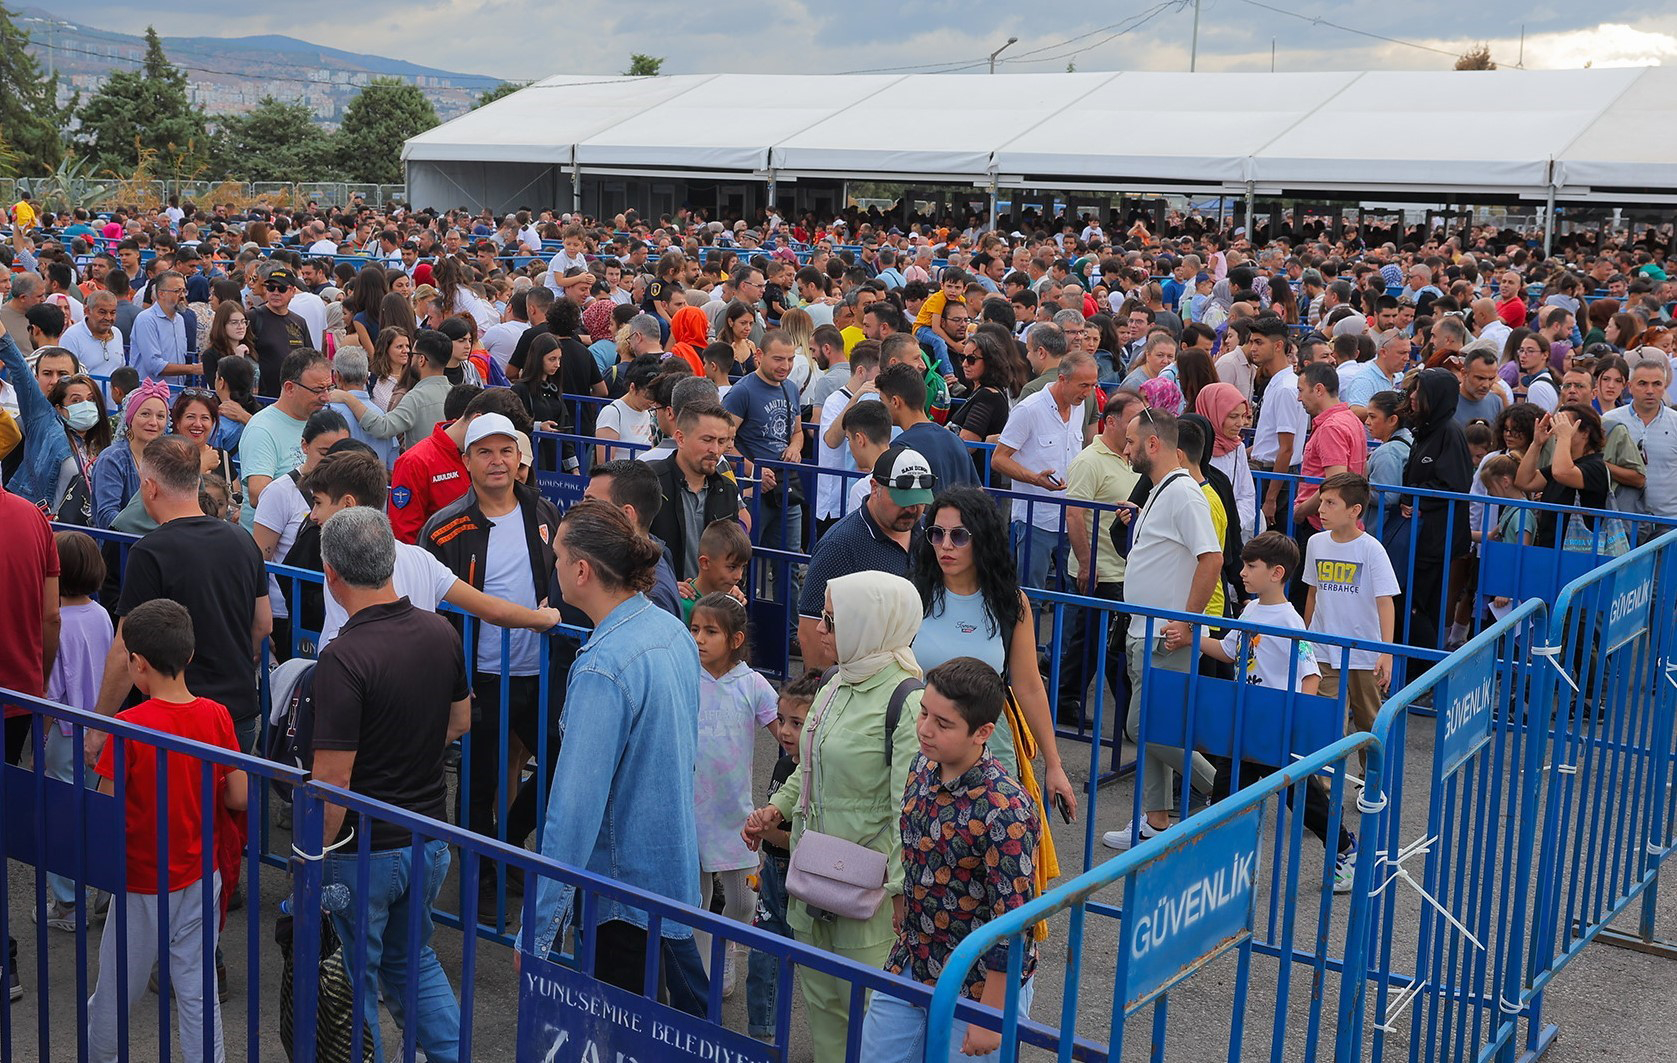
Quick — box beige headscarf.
[828,571,923,685]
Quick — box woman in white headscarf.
[743,570,924,1063]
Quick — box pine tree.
[74,27,208,176]
[335,78,439,185]
[209,97,336,182]
[0,3,69,174]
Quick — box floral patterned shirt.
[886,752,1038,999]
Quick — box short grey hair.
[1052,309,1085,331]
[1027,323,1069,358]
[332,345,369,386]
[670,375,720,414]
[85,289,117,310]
[11,273,40,299]
[321,506,396,590]
[1058,351,1097,377]
[628,313,662,342]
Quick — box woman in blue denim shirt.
[529,499,710,1013]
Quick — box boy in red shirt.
[88,599,247,1063]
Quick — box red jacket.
[389,421,467,543]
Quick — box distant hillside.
[17,10,504,126]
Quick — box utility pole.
[989,36,1018,75]
[1190,0,1201,72]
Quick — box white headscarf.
[828,571,923,685]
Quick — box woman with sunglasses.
[909,485,1078,821]
[950,327,1023,466]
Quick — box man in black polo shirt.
[249,265,311,399]
[796,444,932,670]
[311,506,470,1063]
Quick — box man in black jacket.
[647,399,749,581]
[1402,368,1472,651]
[420,412,565,915]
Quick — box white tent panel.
[575,74,903,171]
[403,75,704,164]
[1555,67,1677,190]
[994,70,1357,183]
[772,73,1113,176]
[1251,68,1644,190]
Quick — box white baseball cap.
[463,412,519,450]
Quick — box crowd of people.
[3,190,1677,1061]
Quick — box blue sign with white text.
[536,470,586,513]
[1602,551,1656,653]
[1433,641,1498,779]
[1122,803,1261,1014]
[516,952,774,1063]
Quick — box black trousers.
[1209,755,1352,855]
[590,920,710,1017]
[460,675,558,885]
[1056,580,1126,725]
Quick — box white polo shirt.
[997,387,1085,532]
[1251,365,1308,466]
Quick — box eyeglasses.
[876,469,936,492]
[291,379,330,396]
[820,608,836,632]
[927,525,972,547]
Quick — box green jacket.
[770,663,924,948]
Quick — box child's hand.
[1491,596,1511,608]
[1374,653,1392,691]
[743,805,780,839]
[678,580,698,602]
[960,1025,1003,1057]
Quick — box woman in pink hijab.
[1194,381,1257,541]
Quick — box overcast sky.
[71,3,1677,82]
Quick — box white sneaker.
[1102,819,1163,851]
[721,945,738,999]
[1333,841,1358,895]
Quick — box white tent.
[404,67,1677,212]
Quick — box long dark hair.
[1173,346,1217,412]
[351,264,389,322]
[911,485,1021,637]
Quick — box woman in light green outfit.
[745,570,924,1063]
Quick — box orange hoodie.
[668,305,711,374]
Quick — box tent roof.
[404,67,1677,199]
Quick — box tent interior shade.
[404,67,1677,199]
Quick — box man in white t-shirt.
[1103,407,1221,852]
[816,345,884,527]
[992,351,1100,592]
[1246,313,1306,527]
[302,449,559,646]
[480,290,533,370]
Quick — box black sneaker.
[6,965,19,1002]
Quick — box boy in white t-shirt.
[1202,530,1357,891]
[545,224,592,299]
[1301,473,1398,748]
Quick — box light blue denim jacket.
[1,333,73,510]
[531,593,702,957]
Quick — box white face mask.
[63,400,101,432]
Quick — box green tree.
[335,77,439,185]
[73,27,207,177]
[476,81,528,107]
[624,53,664,76]
[209,97,336,182]
[1455,45,1496,70]
[0,2,71,174]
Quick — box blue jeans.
[915,325,954,376]
[324,840,460,1063]
[756,497,804,608]
[859,976,1035,1062]
[1011,520,1067,593]
[747,854,791,1037]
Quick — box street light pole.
[1190,0,1201,72]
[989,36,1019,75]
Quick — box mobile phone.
[1045,472,1063,488]
[1053,793,1073,825]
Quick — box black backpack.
[279,470,326,633]
[266,660,318,801]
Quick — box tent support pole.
[1542,183,1555,257]
[571,160,582,213]
[1244,181,1255,239]
[766,171,778,216]
[987,171,999,232]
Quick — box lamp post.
[989,37,1019,75]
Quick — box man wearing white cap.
[420,411,564,915]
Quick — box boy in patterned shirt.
[859,657,1037,1063]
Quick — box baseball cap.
[262,265,297,289]
[463,412,520,450]
[872,445,936,507]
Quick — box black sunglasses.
[265,283,291,293]
[875,470,935,491]
[927,525,972,547]
[961,354,982,365]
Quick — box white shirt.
[816,387,874,520]
[1477,319,1511,352]
[481,320,529,369]
[1222,600,1319,691]
[1303,530,1400,671]
[287,290,328,349]
[477,511,541,675]
[545,249,588,295]
[61,321,125,389]
[595,398,655,459]
[320,541,459,647]
[1125,469,1220,639]
[997,387,1086,531]
[254,472,311,620]
[1604,404,1677,517]
[519,225,544,253]
[308,239,339,256]
[1251,365,1308,465]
